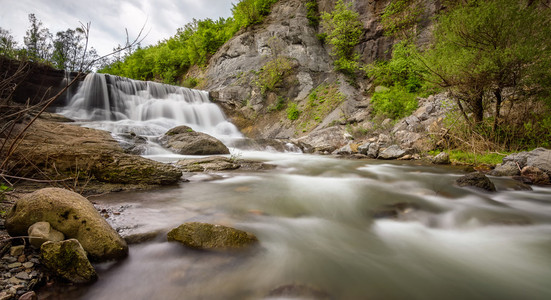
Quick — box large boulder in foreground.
[456,172,496,192]
[159,126,230,155]
[41,239,97,283]
[5,188,128,261]
[167,222,258,250]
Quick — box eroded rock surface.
[159,126,230,155]
[167,222,258,250]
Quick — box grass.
[297,83,345,132]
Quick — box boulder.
[456,172,496,192]
[489,161,520,176]
[3,118,182,187]
[177,156,240,172]
[159,126,230,155]
[40,239,97,283]
[502,148,551,175]
[521,166,550,185]
[378,145,409,160]
[28,222,65,248]
[5,188,128,261]
[167,222,258,250]
[432,152,450,165]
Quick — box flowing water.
[53,74,551,300]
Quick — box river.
[50,74,551,299]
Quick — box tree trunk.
[472,93,484,125]
[493,88,502,133]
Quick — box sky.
[0,0,235,56]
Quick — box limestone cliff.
[204,0,439,150]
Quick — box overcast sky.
[0,0,235,56]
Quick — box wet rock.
[266,283,332,300]
[521,166,550,185]
[40,239,97,284]
[124,231,162,245]
[28,222,65,248]
[378,145,409,160]
[332,143,359,155]
[432,152,450,165]
[490,161,520,176]
[10,246,24,257]
[159,126,230,155]
[5,188,128,261]
[456,172,496,192]
[177,156,240,172]
[372,203,419,220]
[117,132,148,155]
[167,222,258,250]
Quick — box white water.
[58,73,243,153]
[53,74,551,299]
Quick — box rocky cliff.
[204,0,440,151]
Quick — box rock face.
[490,161,520,176]
[2,118,182,186]
[521,166,550,185]
[167,222,258,250]
[159,126,230,155]
[40,239,97,283]
[28,222,65,248]
[456,172,496,192]
[5,188,128,261]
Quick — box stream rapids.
[50,74,551,299]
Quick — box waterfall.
[59,73,243,146]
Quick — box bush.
[306,0,320,26]
[257,57,293,94]
[286,102,300,120]
[321,0,362,73]
[370,85,418,119]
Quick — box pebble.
[9,246,24,257]
[7,262,21,269]
[0,245,45,300]
[15,272,31,280]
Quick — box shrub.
[257,57,293,94]
[370,85,418,119]
[286,102,300,120]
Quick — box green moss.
[297,83,345,132]
[430,150,509,166]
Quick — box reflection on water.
[66,153,551,300]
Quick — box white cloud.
[0,0,234,55]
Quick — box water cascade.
[59,73,243,154]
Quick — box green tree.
[321,0,363,73]
[23,14,52,62]
[421,0,551,132]
[0,27,19,58]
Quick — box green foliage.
[232,0,279,29]
[306,0,320,27]
[101,0,280,84]
[370,85,418,119]
[321,0,362,73]
[366,40,426,92]
[299,83,345,131]
[286,102,300,120]
[256,57,293,94]
[381,0,424,37]
[421,0,551,126]
[182,77,199,88]
[0,27,19,58]
[267,96,286,112]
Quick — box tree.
[321,0,363,73]
[421,0,551,132]
[0,27,19,58]
[52,28,85,71]
[23,14,52,61]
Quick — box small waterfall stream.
[51,73,551,300]
[59,73,243,155]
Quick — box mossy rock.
[456,172,496,192]
[167,222,258,250]
[40,239,97,283]
[6,188,128,261]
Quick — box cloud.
[0,0,234,55]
